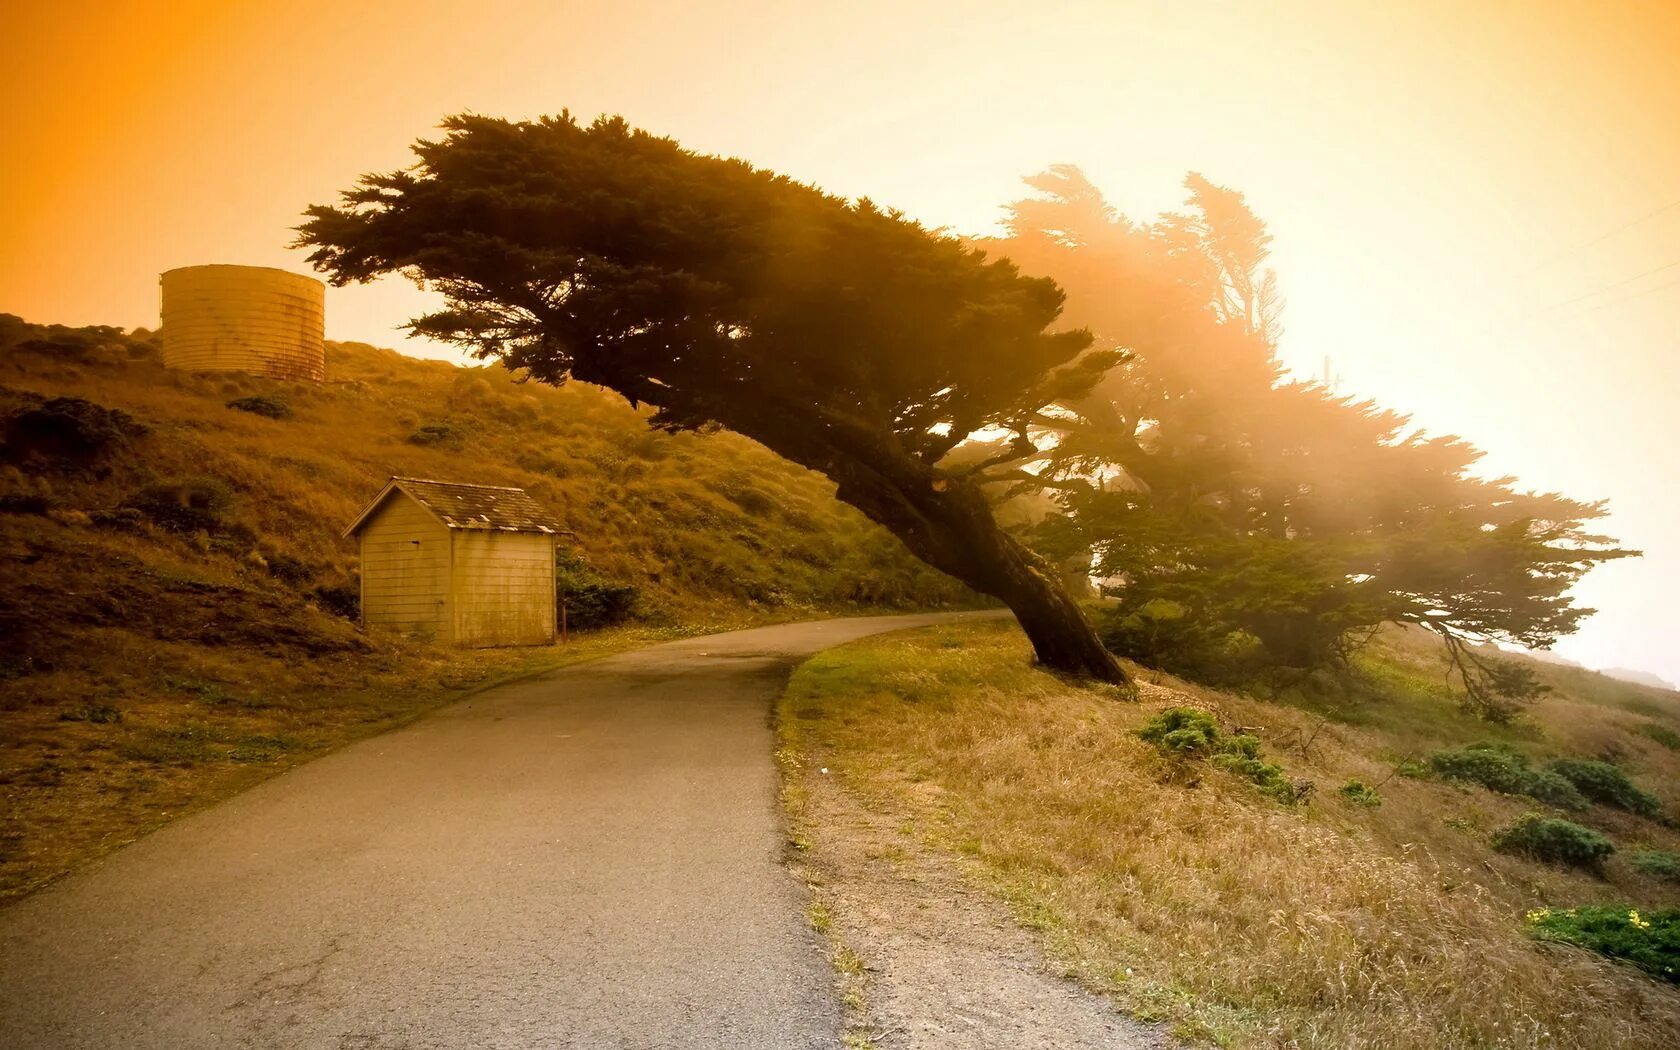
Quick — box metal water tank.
[159,265,326,382]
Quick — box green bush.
[558,580,639,631]
[1492,815,1614,870]
[1139,707,1301,804]
[58,703,121,724]
[1638,723,1680,751]
[555,551,639,631]
[312,581,359,620]
[1138,706,1221,756]
[1427,744,1587,811]
[0,493,50,514]
[1631,850,1680,882]
[128,476,234,533]
[1549,758,1661,817]
[1339,778,1382,807]
[1527,905,1680,983]
[407,422,465,448]
[1098,600,1226,678]
[1520,770,1593,811]
[265,553,314,585]
[226,394,291,419]
[2,395,147,470]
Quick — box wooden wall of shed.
[449,531,556,647]
[358,497,452,641]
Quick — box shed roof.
[344,477,567,538]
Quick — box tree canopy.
[298,112,1127,681]
[979,168,1635,717]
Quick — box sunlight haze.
[3,0,1676,681]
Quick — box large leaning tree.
[297,113,1128,681]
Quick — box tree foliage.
[978,167,1634,716]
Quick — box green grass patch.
[114,725,302,766]
[1638,722,1680,751]
[1632,850,1680,882]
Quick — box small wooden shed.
[343,477,564,647]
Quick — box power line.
[1534,256,1680,318]
[1573,270,1680,317]
[1517,194,1680,278]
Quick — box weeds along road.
[0,612,999,1050]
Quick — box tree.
[296,113,1128,681]
[975,168,1634,716]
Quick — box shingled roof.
[343,477,567,537]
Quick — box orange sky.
[3,0,1677,681]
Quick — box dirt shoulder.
[782,695,1164,1048]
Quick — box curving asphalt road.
[0,612,995,1049]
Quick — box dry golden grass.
[0,321,975,902]
[0,331,970,615]
[780,620,1680,1048]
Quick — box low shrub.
[116,727,220,765]
[1098,599,1223,676]
[312,581,360,620]
[1137,706,1221,756]
[1527,905,1680,983]
[127,476,234,533]
[407,422,465,448]
[264,553,314,585]
[1427,743,1587,811]
[1139,707,1302,804]
[1492,814,1614,870]
[2,396,146,470]
[1638,723,1680,751]
[88,506,144,531]
[558,580,639,631]
[1339,778,1382,807]
[1548,758,1661,817]
[0,492,50,514]
[226,395,291,419]
[1514,769,1588,811]
[555,551,639,631]
[1631,850,1680,882]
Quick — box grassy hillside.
[0,314,974,901]
[780,621,1680,1049]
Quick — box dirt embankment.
[787,744,1163,1049]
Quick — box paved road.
[0,613,993,1049]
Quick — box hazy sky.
[3,0,1676,681]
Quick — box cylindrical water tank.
[159,265,326,382]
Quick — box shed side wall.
[449,532,555,647]
[359,497,452,641]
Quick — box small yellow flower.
[1526,908,1551,924]
[1629,909,1651,930]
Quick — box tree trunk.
[659,400,1128,684]
[979,527,1129,683]
[820,449,1129,685]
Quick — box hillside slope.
[782,621,1680,1048]
[0,314,975,900]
